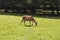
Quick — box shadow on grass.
[0,12,60,19]
[25,25,32,27]
[24,24,36,27]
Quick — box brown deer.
[21,15,37,26]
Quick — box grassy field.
[0,12,60,40]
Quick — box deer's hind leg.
[20,19,24,25]
[24,20,26,25]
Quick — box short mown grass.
[0,12,60,40]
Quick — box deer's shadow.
[24,24,36,27]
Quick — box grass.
[0,12,60,40]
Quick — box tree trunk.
[43,4,46,15]
[56,5,59,14]
[50,4,55,15]
[4,9,8,12]
[52,10,55,15]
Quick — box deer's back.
[22,15,34,21]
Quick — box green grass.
[0,13,60,40]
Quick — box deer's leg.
[31,21,34,26]
[24,21,26,25]
[20,20,23,25]
[29,21,31,25]
[35,22,37,26]
[34,21,37,26]
[33,19,37,26]
[33,21,37,26]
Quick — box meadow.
[0,12,60,40]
